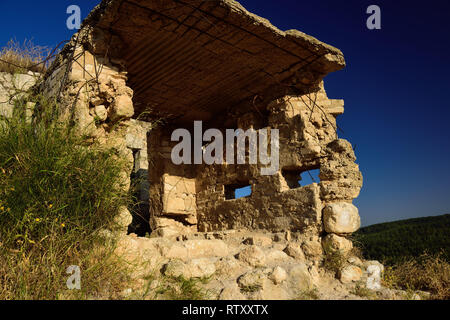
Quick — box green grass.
[0,94,132,299]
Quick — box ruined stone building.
[41,0,363,243]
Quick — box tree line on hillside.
[353,214,450,265]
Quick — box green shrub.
[0,95,132,299]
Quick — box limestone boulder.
[159,239,229,261]
[284,242,305,260]
[322,234,353,255]
[219,283,246,300]
[363,260,385,273]
[114,206,132,231]
[109,94,134,121]
[347,256,364,267]
[323,202,361,234]
[266,249,290,263]
[302,239,323,259]
[184,239,229,259]
[366,265,383,290]
[94,105,108,121]
[269,266,288,285]
[339,265,363,284]
[288,263,313,290]
[243,235,272,247]
[258,282,290,300]
[237,269,267,289]
[163,258,216,278]
[237,245,266,267]
[215,257,249,276]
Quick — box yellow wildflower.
[48,204,53,209]
[61,223,65,227]
[35,218,41,222]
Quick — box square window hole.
[225,183,252,200]
[282,166,320,189]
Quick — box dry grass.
[0,39,51,74]
[382,252,450,300]
[152,276,212,300]
[296,288,320,300]
[322,244,347,275]
[351,281,378,300]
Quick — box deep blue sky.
[1,0,449,226]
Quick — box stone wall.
[148,83,363,250]
[41,31,153,233]
[0,71,37,119]
[148,127,199,237]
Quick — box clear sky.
[1,0,449,226]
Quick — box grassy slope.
[354,214,450,265]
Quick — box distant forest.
[353,214,450,265]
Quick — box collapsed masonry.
[41,0,363,250]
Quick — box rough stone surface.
[237,245,266,267]
[339,265,363,284]
[243,235,272,247]
[322,234,353,255]
[366,265,383,290]
[323,202,361,234]
[284,242,306,260]
[266,249,290,263]
[270,266,288,285]
[348,256,364,267]
[288,264,314,290]
[112,230,419,300]
[94,105,108,121]
[302,239,324,260]
[363,260,385,273]
[163,258,216,279]
[219,283,246,300]
[158,239,229,261]
[237,269,267,289]
[0,72,38,119]
[114,206,133,233]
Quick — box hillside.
[354,214,450,265]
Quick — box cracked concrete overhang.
[76,0,346,125]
